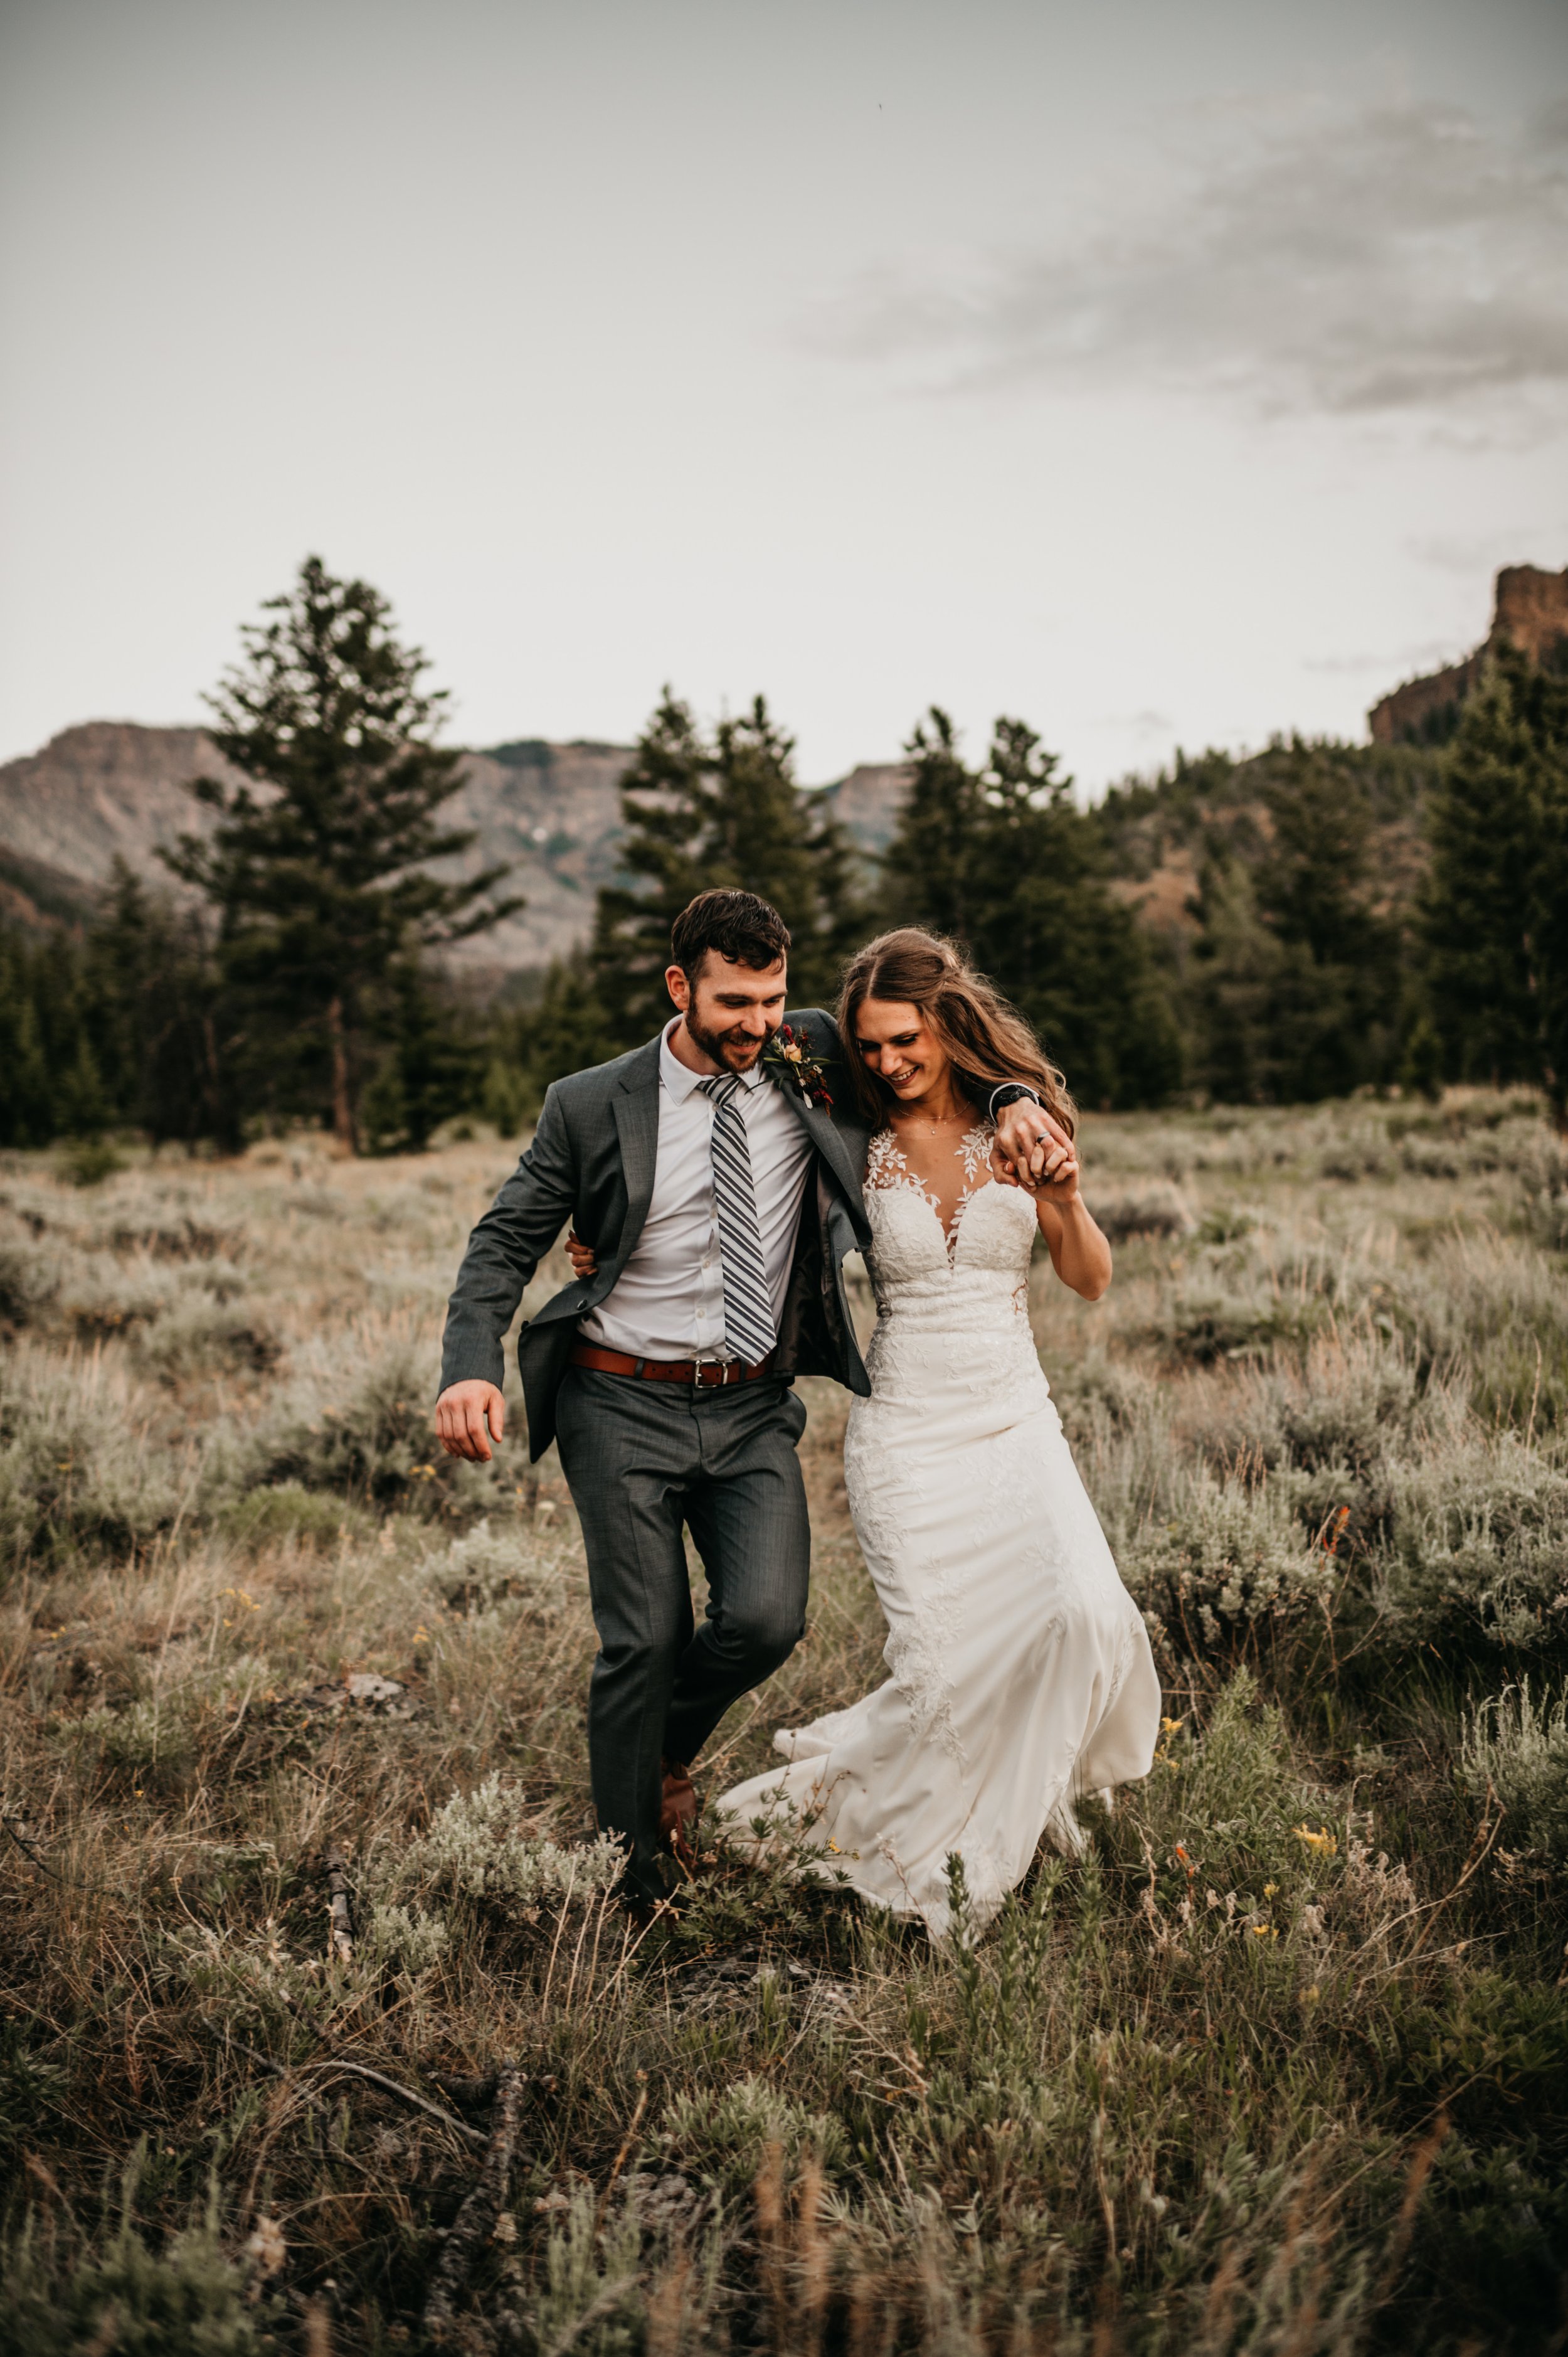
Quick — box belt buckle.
[690,1351,734,1388]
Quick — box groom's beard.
[682,1009,776,1073]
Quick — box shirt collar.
[660,1019,767,1100]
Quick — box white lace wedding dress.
[716,1126,1161,1936]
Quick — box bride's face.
[855,997,952,1109]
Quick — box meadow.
[1,1091,1565,2354]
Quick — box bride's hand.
[1029,1139,1082,1205]
[564,1229,598,1279]
[990,1102,1074,1189]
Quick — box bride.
[714,928,1160,1935]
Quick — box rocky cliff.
[0,723,638,975]
[0,721,243,884]
[820,763,914,855]
[1368,565,1568,744]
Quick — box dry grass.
[0,1095,1565,2353]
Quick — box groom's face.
[666,952,788,1073]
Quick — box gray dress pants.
[552,1364,812,1905]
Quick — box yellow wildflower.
[1293,1824,1338,1855]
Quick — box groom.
[435,889,1055,1910]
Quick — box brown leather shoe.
[659,1758,700,1874]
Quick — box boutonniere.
[763,1023,835,1110]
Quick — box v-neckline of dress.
[867,1124,995,1260]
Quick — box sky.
[1,0,1564,794]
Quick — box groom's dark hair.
[671,890,791,982]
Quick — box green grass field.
[2,1092,1566,2353]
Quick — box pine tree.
[83,863,220,1145]
[1250,745,1402,1100]
[571,690,857,1060]
[1533,673,1568,1119]
[359,957,485,1153]
[880,709,984,945]
[163,556,520,1151]
[1185,853,1283,1103]
[880,713,1181,1107]
[1177,742,1406,1104]
[975,718,1182,1106]
[31,933,102,1139]
[0,939,56,1147]
[509,950,626,1105]
[1423,649,1568,1112]
[55,1035,111,1139]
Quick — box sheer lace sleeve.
[866,1128,935,1203]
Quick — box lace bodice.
[859,1124,1041,1406]
[865,1124,995,1247]
[864,1125,1038,1290]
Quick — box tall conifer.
[880,712,1180,1107]
[1423,650,1568,1111]
[565,690,856,1061]
[880,709,983,945]
[164,557,519,1150]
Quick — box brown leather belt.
[569,1343,778,1388]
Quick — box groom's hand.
[435,1380,506,1462]
[992,1100,1073,1188]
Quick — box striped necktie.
[698,1073,777,1364]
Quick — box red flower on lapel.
[762,1023,835,1110]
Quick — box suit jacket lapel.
[611,1036,662,1268]
[767,1067,866,1210]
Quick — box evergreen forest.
[4,558,1567,1155]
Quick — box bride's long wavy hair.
[837,929,1077,1136]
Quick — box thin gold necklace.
[893,1107,969,1139]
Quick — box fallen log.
[423,2064,526,2343]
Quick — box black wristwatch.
[988,1084,1042,1119]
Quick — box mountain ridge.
[0,722,912,975]
[10,560,1555,972]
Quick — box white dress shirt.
[577,1022,816,1361]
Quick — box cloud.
[812,97,1568,420]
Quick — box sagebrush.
[1,1096,1564,2351]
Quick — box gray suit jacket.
[439,1009,874,1461]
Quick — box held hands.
[990,1103,1082,1205]
[435,1380,506,1462]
